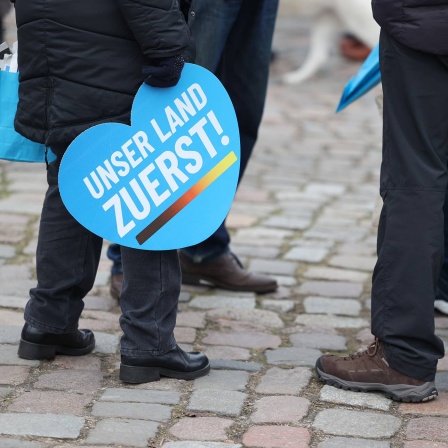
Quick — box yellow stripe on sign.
[136,151,238,245]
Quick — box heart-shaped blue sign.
[59,63,240,250]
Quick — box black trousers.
[372,31,446,381]
[25,145,181,356]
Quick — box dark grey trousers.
[24,145,180,356]
[372,31,446,381]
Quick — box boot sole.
[315,360,437,403]
[182,272,277,294]
[120,362,211,384]
[18,338,96,360]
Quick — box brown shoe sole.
[315,359,438,403]
[182,272,277,294]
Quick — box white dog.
[282,0,380,85]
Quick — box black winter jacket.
[372,0,448,55]
[14,0,190,146]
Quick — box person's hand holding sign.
[143,55,185,88]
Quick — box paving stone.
[92,401,172,421]
[0,386,13,401]
[169,417,233,441]
[294,314,369,329]
[406,416,448,440]
[262,216,312,231]
[83,294,115,311]
[190,296,256,310]
[86,418,159,447]
[404,442,448,448]
[303,296,361,316]
[313,409,401,438]
[251,396,310,423]
[176,311,206,328]
[174,326,197,343]
[179,291,191,302]
[0,296,28,309]
[356,328,375,344]
[203,331,281,350]
[242,425,311,448]
[249,259,297,276]
[303,228,367,242]
[206,309,284,329]
[7,390,91,415]
[399,392,448,415]
[290,332,347,351]
[266,347,321,367]
[50,355,101,371]
[203,345,251,361]
[92,332,120,354]
[304,267,369,282]
[272,275,297,287]
[0,439,44,448]
[100,388,181,404]
[0,366,31,385]
[0,310,25,326]
[232,244,280,259]
[0,325,23,344]
[210,360,262,372]
[298,281,363,298]
[236,227,293,241]
[0,266,35,297]
[319,385,391,411]
[329,255,377,272]
[193,369,249,391]
[256,367,312,394]
[135,377,188,392]
[163,443,241,448]
[187,389,246,416]
[78,316,121,332]
[304,183,346,196]
[317,437,390,448]
[0,346,39,366]
[0,413,84,439]
[261,299,295,313]
[0,244,15,258]
[436,372,448,392]
[437,356,448,371]
[284,247,328,263]
[34,370,103,394]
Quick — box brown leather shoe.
[315,339,438,402]
[179,251,277,294]
[110,273,123,301]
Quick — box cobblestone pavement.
[2,6,448,448]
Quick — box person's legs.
[435,186,448,314]
[179,0,279,293]
[180,0,242,262]
[119,248,179,356]
[18,144,101,359]
[118,247,210,383]
[24,146,103,333]
[371,32,446,380]
[315,31,446,401]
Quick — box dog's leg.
[282,11,339,85]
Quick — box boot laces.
[344,338,380,360]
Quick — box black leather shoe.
[18,323,95,360]
[120,345,210,384]
[180,251,278,294]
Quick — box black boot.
[18,323,95,360]
[120,345,210,384]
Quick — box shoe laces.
[229,252,244,269]
[344,338,380,360]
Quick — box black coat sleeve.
[116,0,190,59]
